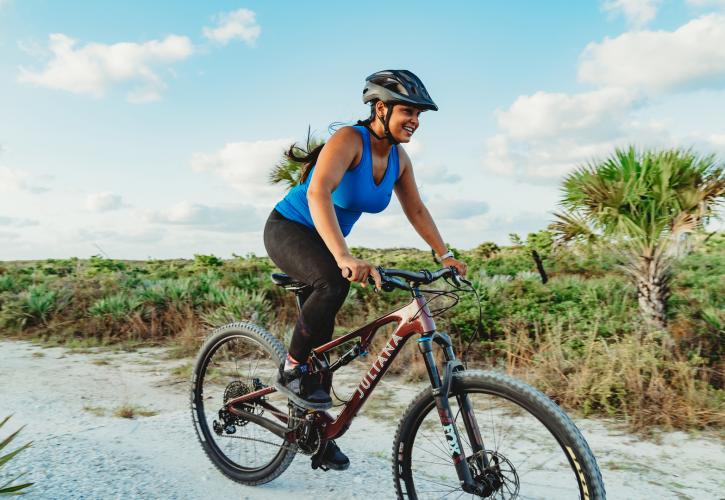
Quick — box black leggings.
[263,209,350,362]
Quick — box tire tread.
[190,321,296,486]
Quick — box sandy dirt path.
[1,339,723,499]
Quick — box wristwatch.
[439,249,454,260]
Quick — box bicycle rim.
[400,378,599,499]
[196,333,290,472]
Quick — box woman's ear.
[375,101,387,119]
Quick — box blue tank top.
[274,125,399,237]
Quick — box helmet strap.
[376,103,399,145]
[356,103,399,145]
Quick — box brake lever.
[448,266,462,287]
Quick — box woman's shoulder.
[325,126,365,153]
[330,125,364,141]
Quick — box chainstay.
[216,432,298,452]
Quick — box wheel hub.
[468,450,519,498]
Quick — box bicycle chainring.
[294,422,322,456]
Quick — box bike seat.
[270,273,311,292]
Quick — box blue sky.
[1,0,724,259]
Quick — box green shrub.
[201,288,272,327]
[89,293,141,320]
[0,276,15,293]
[21,285,56,326]
[193,254,223,268]
[86,255,126,276]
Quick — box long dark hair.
[291,104,377,184]
[288,138,325,185]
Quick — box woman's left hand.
[442,256,467,277]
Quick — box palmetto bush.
[201,288,272,328]
[89,293,141,321]
[137,279,192,309]
[20,285,57,326]
[551,147,725,328]
[0,416,33,495]
[0,276,15,293]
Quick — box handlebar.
[367,266,462,292]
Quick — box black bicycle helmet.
[362,69,438,111]
[359,69,437,144]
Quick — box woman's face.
[375,102,424,143]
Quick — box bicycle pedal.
[310,458,329,472]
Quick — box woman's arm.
[394,147,468,275]
[307,127,382,287]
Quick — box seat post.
[294,287,311,314]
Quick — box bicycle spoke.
[402,379,596,500]
[418,431,453,463]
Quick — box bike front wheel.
[393,370,605,499]
[190,322,296,485]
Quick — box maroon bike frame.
[225,294,437,442]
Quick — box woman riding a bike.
[263,69,467,470]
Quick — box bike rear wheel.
[190,322,296,485]
[393,370,605,499]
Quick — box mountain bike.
[190,266,606,499]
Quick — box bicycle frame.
[224,293,433,433]
[225,288,487,493]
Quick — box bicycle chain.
[216,404,309,453]
[216,432,298,452]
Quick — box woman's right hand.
[336,254,382,290]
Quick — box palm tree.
[268,127,325,190]
[550,146,725,329]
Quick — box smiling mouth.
[403,126,415,134]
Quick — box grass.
[112,403,158,419]
[82,405,106,417]
[0,237,722,432]
[500,322,725,432]
[170,362,193,380]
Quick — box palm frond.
[549,211,597,243]
[0,416,33,495]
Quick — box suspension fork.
[418,332,484,494]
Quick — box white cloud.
[75,227,164,244]
[428,199,489,220]
[0,167,50,193]
[601,0,661,28]
[687,0,725,8]
[203,8,261,46]
[191,138,291,202]
[0,216,38,227]
[146,202,261,232]
[414,163,461,184]
[579,14,725,93]
[18,33,193,102]
[399,140,461,184]
[0,230,19,242]
[496,87,641,141]
[481,88,673,182]
[85,192,124,212]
